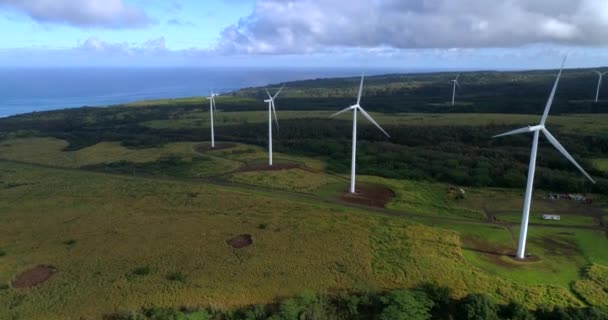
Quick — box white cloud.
[78,36,166,55]
[0,0,150,28]
[216,0,608,54]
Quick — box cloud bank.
[216,0,608,54]
[0,0,150,28]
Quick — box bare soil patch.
[237,163,300,173]
[463,237,541,266]
[194,142,237,154]
[12,265,56,289]
[505,254,542,263]
[227,234,253,249]
[339,184,395,208]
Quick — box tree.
[500,301,535,320]
[418,282,453,318]
[379,290,434,320]
[456,293,499,320]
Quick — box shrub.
[500,301,535,320]
[457,293,499,320]
[379,290,434,320]
[278,291,327,320]
[132,266,150,276]
[258,223,268,230]
[417,282,452,317]
[0,250,6,257]
[63,239,77,246]
[166,272,187,283]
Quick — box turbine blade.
[595,70,602,76]
[455,80,461,89]
[356,74,365,106]
[265,88,272,100]
[540,56,567,125]
[330,106,354,118]
[212,97,217,111]
[358,107,390,137]
[272,101,279,131]
[492,126,532,138]
[272,85,285,100]
[542,129,596,183]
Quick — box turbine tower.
[207,90,218,147]
[263,86,283,166]
[451,74,460,106]
[594,70,608,103]
[331,75,390,194]
[493,57,595,260]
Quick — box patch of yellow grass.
[229,168,340,193]
[0,137,209,168]
[0,162,588,320]
[572,264,608,306]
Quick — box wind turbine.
[263,85,283,166]
[594,70,608,103]
[450,74,460,106]
[330,75,390,194]
[206,90,218,147]
[493,57,595,260]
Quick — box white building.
[542,214,561,221]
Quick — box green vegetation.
[229,168,340,193]
[166,272,187,283]
[1,161,603,319]
[62,239,77,246]
[572,264,608,306]
[107,288,608,320]
[132,267,151,277]
[0,70,607,319]
[360,176,485,219]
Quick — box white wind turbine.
[207,90,218,147]
[493,57,595,260]
[331,75,390,194]
[450,74,460,106]
[263,85,283,166]
[594,70,608,103]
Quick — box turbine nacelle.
[493,56,594,184]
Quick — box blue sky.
[0,0,607,69]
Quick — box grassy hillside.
[1,161,604,320]
[0,70,607,319]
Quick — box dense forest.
[231,68,608,114]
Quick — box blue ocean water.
[0,67,409,117]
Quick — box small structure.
[542,214,561,221]
[447,186,465,199]
[547,193,587,202]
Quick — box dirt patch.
[12,265,56,289]
[505,254,542,263]
[339,184,395,208]
[463,237,543,266]
[237,163,300,173]
[194,142,237,154]
[226,234,253,249]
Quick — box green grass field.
[142,109,608,136]
[0,161,599,320]
[0,109,607,319]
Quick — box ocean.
[0,67,408,117]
